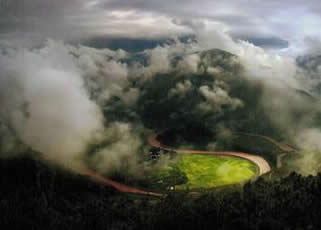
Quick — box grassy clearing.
[176,155,257,189]
[149,154,257,190]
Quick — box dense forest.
[1,155,321,230]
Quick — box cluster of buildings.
[149,147,171,160]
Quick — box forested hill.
[1,156,321,230]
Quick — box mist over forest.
[2,0,321,229]
[1,35,321,176]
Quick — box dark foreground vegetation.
[1,156,321,230]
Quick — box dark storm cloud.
[0,0,96,46]
[0,0,80,29]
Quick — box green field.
[150,154,257,190]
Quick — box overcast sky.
[1,0,321,52]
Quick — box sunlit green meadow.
[150,154,258,190]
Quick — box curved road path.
[235,132,295,152]
[82,131,295,196]
[148,133,271,176]
[81,169,162,197]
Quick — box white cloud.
[1,0,321,51]
[199,84,243,114]
[0,40,104,171]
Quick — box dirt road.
[235,132,295,152]
[81,169,162,197]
